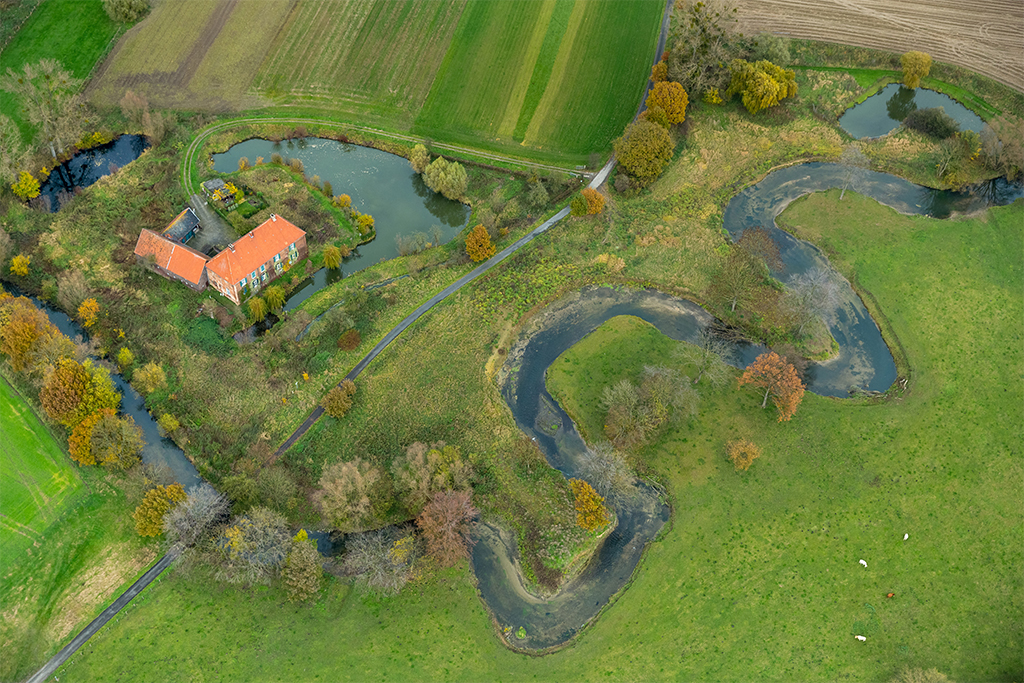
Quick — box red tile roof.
[206,215,305,285]
[134,229,209,286]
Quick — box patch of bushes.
[903,107,960,139]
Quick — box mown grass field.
[0,0,120,142]
[416,0,663,156]
[0,469,159,682]
[53,189,1023,681]
[87,0,661,161]
[252,0,466,123]
[0,378,81,561]
[0,377,159,682]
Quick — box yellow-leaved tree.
[645,81,688,124]
[726,59,797,115]
[133,484,187,536]
[78,297,100,327]
[569,478,610,532]
[900,51,932,89]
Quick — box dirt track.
[732,0,1024,92]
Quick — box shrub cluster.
[903,107,960,139]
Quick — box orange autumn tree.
[582,187,604,215]
[68,408,115,465]
[569,478,610,531]
[726,439,762,471]
[465,224,495,262]
[738,351,805,421]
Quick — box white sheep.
[904,533,909,540]
[859,559,867,567]
[855,635,866,641]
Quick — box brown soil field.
[732,0,1024,92]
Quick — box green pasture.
[0,377,82,561]
[0,466,158,681]
[55,192,1022,680]
[253,0,465,123]
[0,0,120,143]
[416,0,662,157]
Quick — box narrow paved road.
[30,6,670,679]
[26,547,181,683]
[274,164,616,455]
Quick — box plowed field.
[733,0,1024,91]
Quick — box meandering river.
[473,163,1022,649]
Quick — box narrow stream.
[2,286,201,489]
[475,164,1022,649]
[8,160,1018,651]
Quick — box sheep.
[855,635,867,641]
[859,559,867,567]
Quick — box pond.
[479,162,1023,650]
[2,285,202,489]
[210,138,471,311]
[838,84,985,139]
[38,135,150,212]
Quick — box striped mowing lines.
[416,0,663,155]
[417,0,551,141]
[523,0,664,153]
[0,379,82,565]
[252,0,466,113]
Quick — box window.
[260,264,266,273]
[251,271,257,280]
[239,277,247,287]
[273,254,281,263]
[275,262,283,274]
[290,243,295,250]
[261,273,268,283]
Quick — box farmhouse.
[133,212,307,304]
[205,214,307,305]
[133,229,209,291]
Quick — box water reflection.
[839,84,985,139]
[38,135,150,212]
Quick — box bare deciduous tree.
[315,458,382,531]
[1,59,84,160]
[785,267,842,336]
[344,526,419,595]
[417,490,478,568]
[579,442,636,505]
[57,270,92,313]
[839,145,870,200]
[675,328,732,386]
[0,115,26,184]
[217,506,291,586]
[164,483,230,547]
